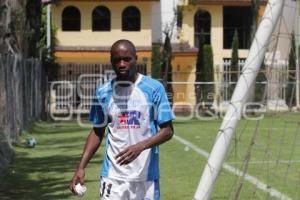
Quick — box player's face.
[111,43,137,82]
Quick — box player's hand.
[69,168,85,195]
[115,143,145,165]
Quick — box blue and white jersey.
[89,74,175,181]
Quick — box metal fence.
[171,59,297,113]
[221,59,296,107]
[48,61,298,117]
[0,54,42,173]
[0,54,42,142]
[48,63,147,117]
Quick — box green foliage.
[231,29,239,82]
[286,32,297,106]
[251,0,260,41]
[39,4,60,81]
[202,45,214,82]
[151,43,162,79]
[39,6,48,50]
[226,30,239,102]
[195,31,205,104]
[288,32,296,71]
[254,63,267,102]
[195,31,214,104]
[195,30,205,81]
[161,32,173,105]
[2,114,300,199]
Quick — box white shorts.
[99,177,160,200]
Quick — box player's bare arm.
[69,127,105,194]
[115,121,173,165]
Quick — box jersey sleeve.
[89,92,107,128]
[153,84,175,125]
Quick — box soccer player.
[69,39,175,200]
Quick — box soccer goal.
[193,0,300,199]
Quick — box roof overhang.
[171,43,198,56]
[45,0,159,2]
[188,0,267,6]
[55,46,152,52]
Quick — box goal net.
[188,0,300,199]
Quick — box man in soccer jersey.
[69,39,175,200]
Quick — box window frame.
[223,6,252,49]
[92,6,111,32]
[122,6,141,32]
[194,10,211,47]
[62,6,81,32]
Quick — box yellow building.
[171,0,267,108]
[51,0,159,74]
[50,0,268,111]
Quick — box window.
[62,6,81,31]
[194,10,211,47]
[122,6,141,31]
[92,6,111,31]
[177,8,183,29]
[223,7,252,49]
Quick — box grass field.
[0,113,299,200]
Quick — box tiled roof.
[171,42,198,53]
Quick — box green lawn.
[0,113,300,200]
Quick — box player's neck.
[116,73,138,87]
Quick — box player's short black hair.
[110,39,136,55]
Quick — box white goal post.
[193,0,284,199]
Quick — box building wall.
[172,54,197,106]
[52,1,154,73]
[52,1,153,47]
[179,4,250,65]
[171,3,268,107]
[270,0,298,61]
[55,51,151,63]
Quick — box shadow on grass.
[1,153,74,199]
[0,121,102,200]
[0,151,103,200]
[30,121,89,135]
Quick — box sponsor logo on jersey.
[117,111,141,129]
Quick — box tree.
[254,61,266,102]
[0,0,41,58]
[195,30,205,104]
[195,29,214,108]
[231,29,239,82]
[40,4,60,81]
[202,45,214,104]
[161,32,173,105]
[288,32,296,72]
[251,0,260,42]
[151,43,162,79]
[286,32,297,106]
[203,45,214,83]
[0,0,41,57]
